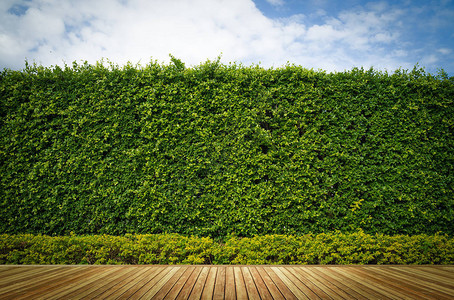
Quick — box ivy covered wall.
[1,59,453,237]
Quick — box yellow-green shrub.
[124,234,216,264]
[1,232,453,265]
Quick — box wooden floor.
[0,265,453,299]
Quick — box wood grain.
[0,265,453,299]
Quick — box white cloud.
[422,54,439,64]
[0,0,429,73]
[265,0,285,6]
[306,24,343,42]
[289,4,409,71]
[0,0,301,69]
[365,1,389,12]
[392,49,408,57]
[438,48,452,55]
[373,32,394,43]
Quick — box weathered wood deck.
[0,265,453,299]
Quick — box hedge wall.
[2,232,453,265]
[1,59,453,237]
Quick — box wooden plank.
[187,266,210,300]
[0,267,24,279]
[249,266,273,300]
[129,266,172,300]
[0,266,64,288]
[386,266,454,298]
[224,266,236,300]
[344,266,418,300]
[81,266,140,299]
[373,266,452,299]
[275,266,321,299]
[0,267,24,280]
[294,266,348,300]
[45,266,146,300]
[325,266,385,299]
[331,266,401,299]
[255,266,287,300]
[105,266,164,299]
[31,267,110,300]
[310,266,369,300]
[288,267,331,299]
[233,266,248,299]
[242,266,261,300]
[200,266,217,300]
[271,266,309,299]
[0,266,88,299]
[362,266,441,300]
[150,266,188,300]
[395,266,454,289]
[51,266,123,299]
[1,265,454,299]
[12,267,95,299]
[213,266,226,299]
[397,266,454,287]
[301,266,353,299]
[440,266,454,272]
[263,266,297,299]
[0,266,53,285]
[279,267,320,299]
[162,266,196,299]
[117,266,164,299]
[176,266,203,300]
[416,266,454,280]
[136,267,180,300]
[0,266,20,274]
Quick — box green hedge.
[1,59,453,237]
[1,232,453,264]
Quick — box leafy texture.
[1,60,453,237]
[1,232,453,264]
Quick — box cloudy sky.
[1,0,453,75]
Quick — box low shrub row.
[1,231,453,265]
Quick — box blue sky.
[1,0,453,75]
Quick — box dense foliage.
[1,232,453,265]
[1,59,453,237]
